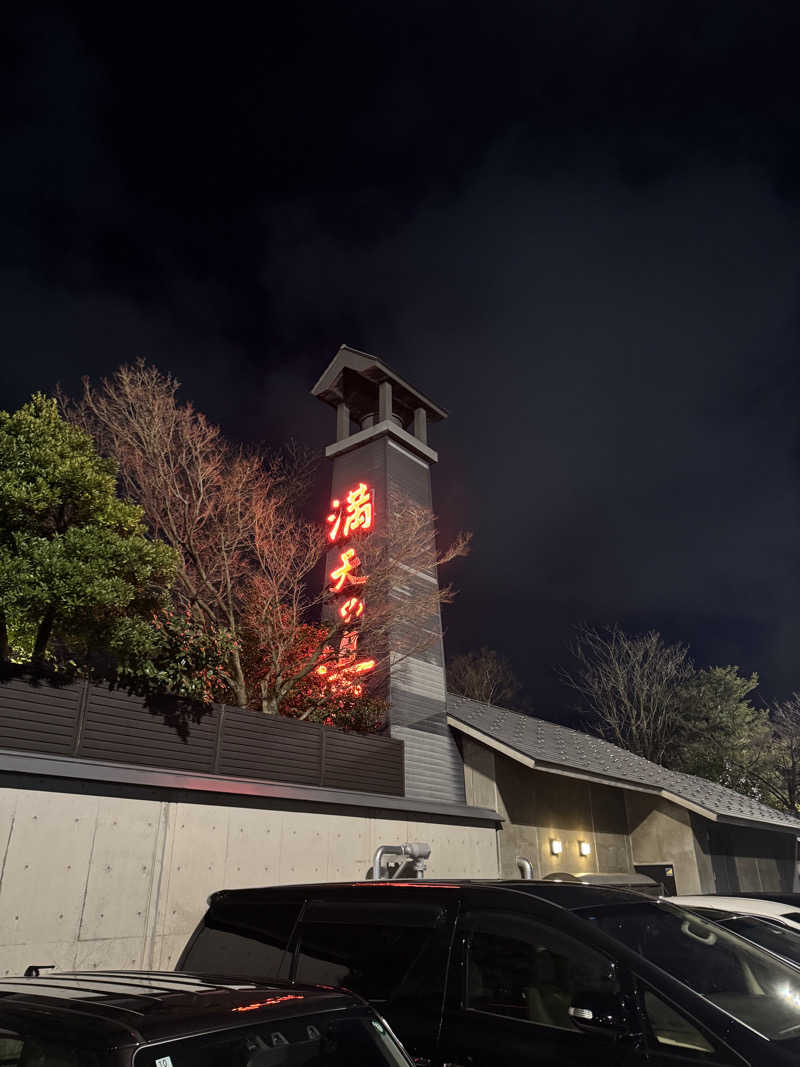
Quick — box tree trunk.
[789,749,799,813]
[260,681,279,716]
[229,645,248,708]
[0,610,8,661]
[32,605,56,664]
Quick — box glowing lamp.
[550,838,563,856]
[232,994,304,1013]
[578,840,592,858]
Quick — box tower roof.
[311,344,448,425]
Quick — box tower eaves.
[311,344,448,425]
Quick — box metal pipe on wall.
[516,856,534,880]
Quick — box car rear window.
[293,902,445,1002]
[181,896,303,980]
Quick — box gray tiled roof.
[447,693,800,833]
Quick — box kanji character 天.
[329,548,367,593]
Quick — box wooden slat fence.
[0,677,404,797]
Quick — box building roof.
[447,693,800,834]
[0,971,353,1046]
[312,344,448,421]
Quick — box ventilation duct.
[372,842,431,880]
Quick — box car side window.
[0,1037,99,1067]
[464,911,619,1031]
[641,988,718,1058]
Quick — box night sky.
[5,3,800,718]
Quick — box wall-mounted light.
[578,840,591,857]
[550,838,563,856]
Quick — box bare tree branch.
[770,693,800,814]
[561,624,692,765]
[448,646,521,707]
[65,362,281,706]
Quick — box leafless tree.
[767,694,800,814]
[561,624,693,765]
[447,647,521,707]
[64,362,293,706]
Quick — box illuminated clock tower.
[312,345,466,805]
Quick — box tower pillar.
[312,345,466,804]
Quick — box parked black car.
[0,970,413,1066]
[179,879,800,1066]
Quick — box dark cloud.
[4,2,800,715]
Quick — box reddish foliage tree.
[242,613,385,731]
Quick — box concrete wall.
[694,819,796,894]
[0,781,498,977]
[624,792,707,894]
[461,739,634,880]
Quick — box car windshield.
[576,899,800,1041]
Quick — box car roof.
[209,878,650,911]
[671,895,799,917]
[727,892,800,907]
[0,971,356,1048]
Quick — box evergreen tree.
[0,394,175,665]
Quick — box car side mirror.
[568,992,629,1038]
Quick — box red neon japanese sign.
[321,481,377,692]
